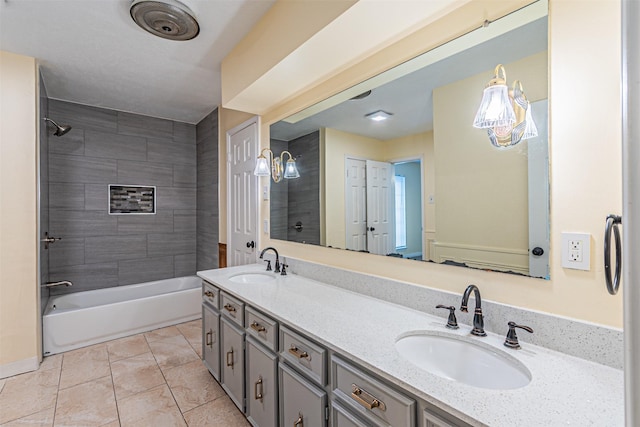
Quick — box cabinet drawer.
[279,362,327,427]
[280,326,327,385]
[332,400,386,427]
[331,356,415,427]
[221,292,245,327]
[245,306,278,352]
[202,281,219,310]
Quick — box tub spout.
[45,281,73,288]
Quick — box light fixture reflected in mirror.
[473,64,537,148]
[254,148,300,182]
[366,110,393,122]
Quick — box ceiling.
[271,15,548,142]
[0,0,275,124]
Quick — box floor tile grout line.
[51,353,64,427]
[106,343,122,427]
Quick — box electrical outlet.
[561,233,590,270]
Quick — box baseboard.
[0,356,39,379]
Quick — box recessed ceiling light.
[365,110,393,122]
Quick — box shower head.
[130,0,200,41]
[43,117,72,137]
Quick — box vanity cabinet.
[246,336,278,427]
[221,316,246,412]
[202,303,220,380]
[279,361,328,427]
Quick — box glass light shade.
[522,102,539,139]
[284,159,300,179]
[253,156,270,176]
[473,84,516,128]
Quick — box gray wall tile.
[148,232,195,257]
[175,253,197,277]
[49,128,85,156]
[117,212,174,234]
[49,183,85,210]
[85,130,147,161]
[174,210,196,233]
[196,108,219,271]
[50,154,117,183]
[117,160,173,187]
[49,210,117,238]
[117,111,173,139]
[173,164,197,187]
[49,262,118,295]
[148,138,196,165]
[118,256,174,286]
[49,238,85,267]
[49,99,117,133]
[84,184,109,210]
[156,187,196,210]
[196,137,217,187]
[173,122,197,144]
[85,235,147,263]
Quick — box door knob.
[531,247,544,256]
[368,227,375,232]
[246,241,255,249]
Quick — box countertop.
[198,264,624,426]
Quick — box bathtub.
[43,276,202,355]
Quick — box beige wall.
[432,51,548,273]
[0,51,39,374]
[221,0,622,327]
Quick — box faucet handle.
[504,321,533,349]
[435,305,459,329]
[264,260,272,271]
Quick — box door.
[527,100,550,278]
[227,117,259,267]
[246,336,278,427]
[279,362,327,427]
[202,304,220,380]
[366,160,394,256]
[344,158,367,251]
[220,317,246,412]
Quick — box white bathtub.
[43,276,202,355]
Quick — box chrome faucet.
[460,284,486,336]
[259,247,280,273]
[45,280,73,288]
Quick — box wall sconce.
[253,148,300,182]
[472,64,538,148]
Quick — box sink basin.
[395,332,531,390]
[228,273,276,284]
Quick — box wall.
[0,51,39,376]
[47,100,197,294]
[221,0,623,327]
[432,51,547,274]
[196,108,219,270]
[39,72,50,314]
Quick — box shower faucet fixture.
[43,117,72,137]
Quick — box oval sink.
[228,273,276,284]
[395,332,531,390]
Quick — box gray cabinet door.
[279,362,327,427]
[246,336,278,427]
[202,303,220,380]
[221,316,246,412]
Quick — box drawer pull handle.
[226,349,234,368]
[250,321,266,333]
[254,376,263,401]
[205,329,214,347]
[224,303,237,313]
[351,384,387,411]
[289,345,310,360]
[294,413,303,427]
[204,290,214,298]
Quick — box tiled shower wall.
[47,100,197,294]
[196,108,219,270]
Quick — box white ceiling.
[0,0,276,124]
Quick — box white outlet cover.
[561,232,591,270]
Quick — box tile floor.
[0,320,250,426]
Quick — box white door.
[345,158,367,251]
[366,160,394,255]
[227,118,259,267]
[527,100,550,278]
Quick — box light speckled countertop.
[198,264,624,427]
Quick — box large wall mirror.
[269,0,550,279]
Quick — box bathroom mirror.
[269,1,550,279]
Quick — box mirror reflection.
[269,1,549,279]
